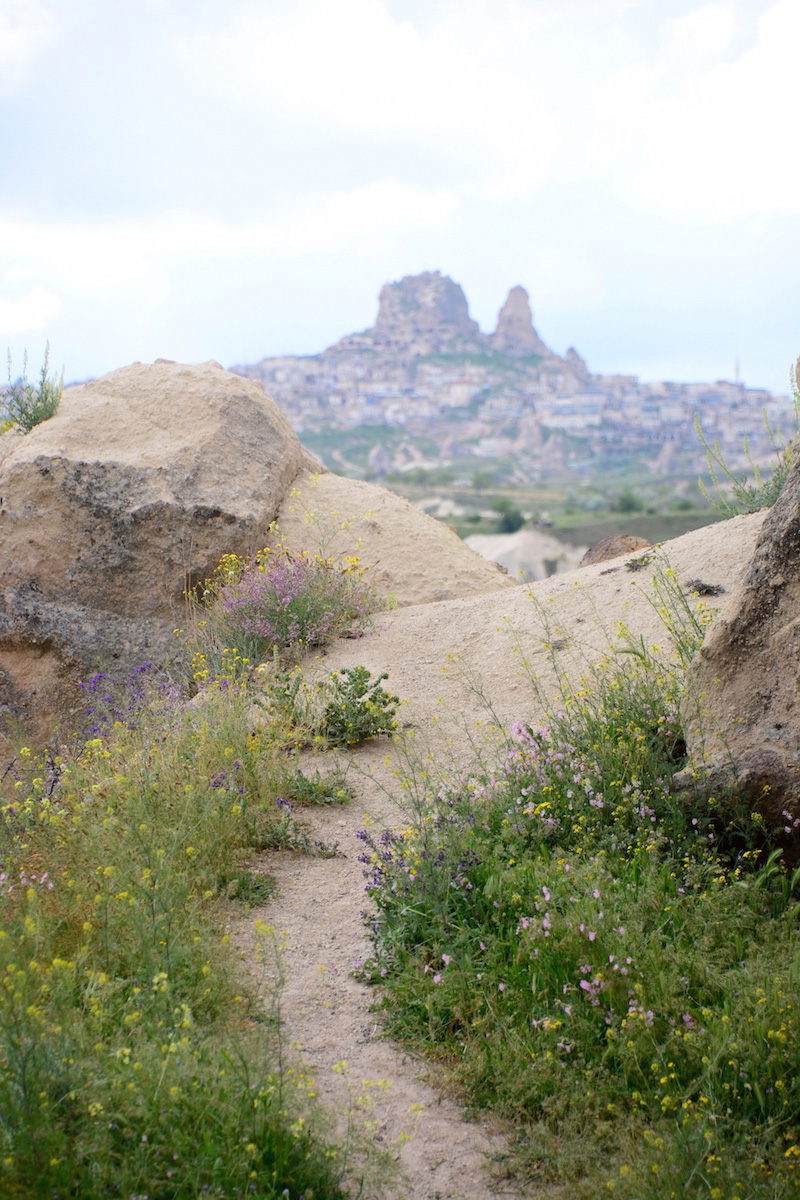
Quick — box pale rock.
[0,360,312,738]
[580,534,651,566]
[492,286,549,357]
[271,472,518,607]
[680,454,800,856]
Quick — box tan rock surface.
[580,532,652,566]
[0,360,308,738]
[491,285,549,357]
[681,458,800,846]
[272,471,518,607]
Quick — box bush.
[490,496,526,534]
[615,486,644,513]
[203,544,381,664]
[255,661,400,749]
[0,681,358,1197]
[358,572,800,1193]
[1,344,63,433]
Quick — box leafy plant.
[201,543,381,664]
[319,666,400,747]
[1,344,64,433]
[491,496,525,533]
[694,368,800,515]
[255,661,400,749]
[0,682,363,1197]
[359,572,800,1194]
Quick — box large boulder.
[271,471,518,606]
[681,441,800,851]
[580,533,651,566]
[0,360,316,740]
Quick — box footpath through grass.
[357,568,800,1198]
[0,543,399,1200]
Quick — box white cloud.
[0,286,61,335]
[0,179,458,301]
[174,0,560,201]
[0,0,57,92]
[596,0,800,219]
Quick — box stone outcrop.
[491,286,549,357]
[0,360,316,739]
[271,472,518,606]
[580,534,651,566]
[376,271,480,344]
[680,436,800,853]
[0,358,526,742]
[334,271,487,357]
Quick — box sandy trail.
[232,513,764,1199]
[235,751,516,1199]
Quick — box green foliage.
[278,765,354,807]
[319,667,401,748]
[228,867,277,906]
[1,344,64,434]
[490,496,525,533]
[0,685,360,1196]
[199,543,382,667]
[359,572,800,1194]
[0,601,397,1195]
[695,374,800,515]
[615,485,644,513]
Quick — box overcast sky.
[1,0,798,392]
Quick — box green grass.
[0,545,399,1198]
[551,509,722,549]
[357,570,800,1197]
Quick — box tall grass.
[0,539,398,1198]
[358,568,800,1197]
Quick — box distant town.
[233,270,795,483]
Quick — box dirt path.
[234,747,517,1199]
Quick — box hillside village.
[233,270,792,482]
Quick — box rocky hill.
[232,271,786,483]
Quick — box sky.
[1,0,798,393]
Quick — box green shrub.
[0,671,371,1196]
[199,543,382,665]
[615,485,644,513]
[1,344,63,433]
[358,574,800,1193]
[255,661,400,749]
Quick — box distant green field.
[551,509,724,548]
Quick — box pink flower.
[442,954,451,966]
[433,973,442,985]
[498,982,505,992]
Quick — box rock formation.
[375,271,480,345]
[0,358,519,742]
[0,360,315,738]
[565,347,590,382]
[333,271,487,357]
[272,473,518,606]
[680,430,800,853]
[580,534,651,566]
[492,286,549,357]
